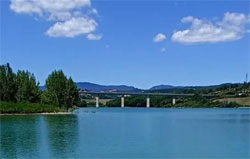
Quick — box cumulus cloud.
[172,12,250,44]
[10,0,101,39]
[10,0,91,20]
[87,33,102,40]
[153,33,166,42]
[46,17,97,37]
[181,16,195,23]
[90,8,98,15]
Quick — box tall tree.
[65,77,79,109]
[16,70,40,103]
[45,70,68,107]
[0,63,17,102]
[43,70,79,109]
[41,90,58,106]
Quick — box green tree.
[41,90,58,106]
[45,70,68,107]
[43,70,79,109]
[0,63,17,102]
[77,100,87,107]
[16,70,40,103]
[65,77,79,109]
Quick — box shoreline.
[0,112,72,116]
[1,107,249,115]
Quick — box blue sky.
[1,0,249,89]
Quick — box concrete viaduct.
[80,91,215,108]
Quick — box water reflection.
[0,108,249,158]
[45,115,78,159]
[0,116,39,158]
[0,114,78,159]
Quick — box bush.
[77,101,87,107]
[0,102,65,114]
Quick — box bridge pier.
[146,97,150,108]
[121,97,125,107]
[95,97,99,108]
[172,98,176,105]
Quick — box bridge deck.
[80,91,215,97]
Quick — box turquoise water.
[0,108,249,159]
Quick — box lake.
[0,108,249,159]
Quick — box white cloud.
[46,17,97,37]
[153,33,166,42]
[91,8,98,15]
[181,16,194,23]
[10,0,91,20]
[10,0,100,38]
[172,12,250,44]
[87,33,102,40]
[10,0,42,14]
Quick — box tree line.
[105,94,242,108]
[0,63,79,110]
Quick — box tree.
[65,77,79,109]
[0,63,17,102]
[41,90,59,106]
[44,70,79,109]
[45,70,67,107]
[77,100,87,107]
[16,70,40,103]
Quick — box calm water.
[0,108,249,159]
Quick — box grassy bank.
[105,96,245,108]
[215,97,250,106]
[0,102,66,114]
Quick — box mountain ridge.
[76,82,141,92]
[40,82,237,92]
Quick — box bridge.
[80,91,215,108]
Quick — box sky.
[0,0,250,89]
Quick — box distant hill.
[148,85,219,92]
[76,82,141,92]
[147,83,245,94]
[40,82,243,93]
[149,84,175,90]
[40,82,141,92]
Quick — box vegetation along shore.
[0,63,79,114]
[1,62,249,114]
